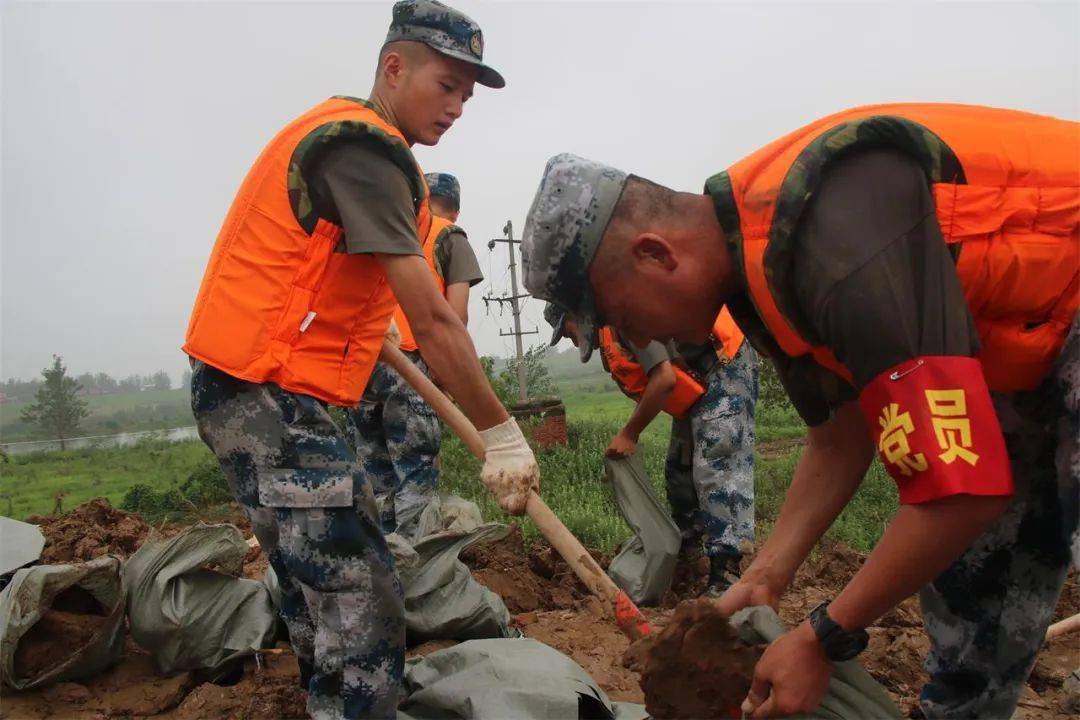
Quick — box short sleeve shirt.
[306,140,423,257]
[621,335,672,375]
[435,230,484,287]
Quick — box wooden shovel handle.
[378,341,645,629]
[1046,612,1080,641]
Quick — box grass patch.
[0,439,213,518]
[0,384,897,557]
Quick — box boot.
[703,552,742,597]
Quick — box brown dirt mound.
[462,525,589,613]
[623,599,759,719]
[2,646,196,719]
[517,596,647,703]
[13,585,110,681]
[29,498,149,563]
[164,651,307,720]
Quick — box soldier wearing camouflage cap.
[347,171,483,539]
[184,3,537,718]
[522,106,1079,718]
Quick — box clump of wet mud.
[29,498,149,563]
[623,598,759,719]
[461,525,590,612]
[14,586,110,681]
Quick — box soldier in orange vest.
[347,172,483,539]
[183,3,538,718]
[546,303,760,595]
[522,105,1078,718]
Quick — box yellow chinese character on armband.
[877,403,928,476]
[925,389,979,466]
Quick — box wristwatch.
[809,602,869,662]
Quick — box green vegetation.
[1,388,193,443]
[0,439,212,519]
[18,356,90,449]
[0,350,898,555]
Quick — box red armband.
[858,356,1013,504]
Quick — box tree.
[180,369,193,391]
[150,370,172,391]
[20,356,90,449]
[481,345,557,406]
[94,372,118,394]
[76,372,96,395]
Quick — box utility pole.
[483,220,538,404]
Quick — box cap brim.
[432,46,505,88]
[575,315,598,363]
[548,311,566,347]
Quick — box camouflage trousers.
[919,313,1080,718]
[346,354,441,541]
[665,343,760,558]
[189,361,404,720]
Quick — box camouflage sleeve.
[793,148,979,390]
[434,230,484,287]
[310,141,422,256]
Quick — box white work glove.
[384,318,402,348]
[479,418,540,516]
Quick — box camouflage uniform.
[347,354,441,540]
[190,360,403,719]
[919,314,1079,718]
[665,342,760,559]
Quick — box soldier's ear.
[380,49,407,88]
[631,233,677,272]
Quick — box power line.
[482,220,538,404]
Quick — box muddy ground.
[2,499,1077,719]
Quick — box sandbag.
[605,454,680,605]
[123,523,276,675]
[732,606,901,719]
[0,556,125,690]
[394,495,515,643]
[398,638,648,720]
[0,516,45,579]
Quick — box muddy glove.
[480,418,540,516]
[384,318,402,348]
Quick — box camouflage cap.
[386,0,505,89]
[424,172,461,207]
[522,153,628,362]
[543,302,568,347]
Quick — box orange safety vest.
[598,308,746,419]
[184,96,432,405]
[707,103,1079,393]
[395,216,457,353]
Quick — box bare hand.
[605,430,638,459]
[742,623,831,718]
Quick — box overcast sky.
[2,0,1077,383]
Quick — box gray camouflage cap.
[522,153,628,362]
[386,0,505,89]
[424,172,461,208]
